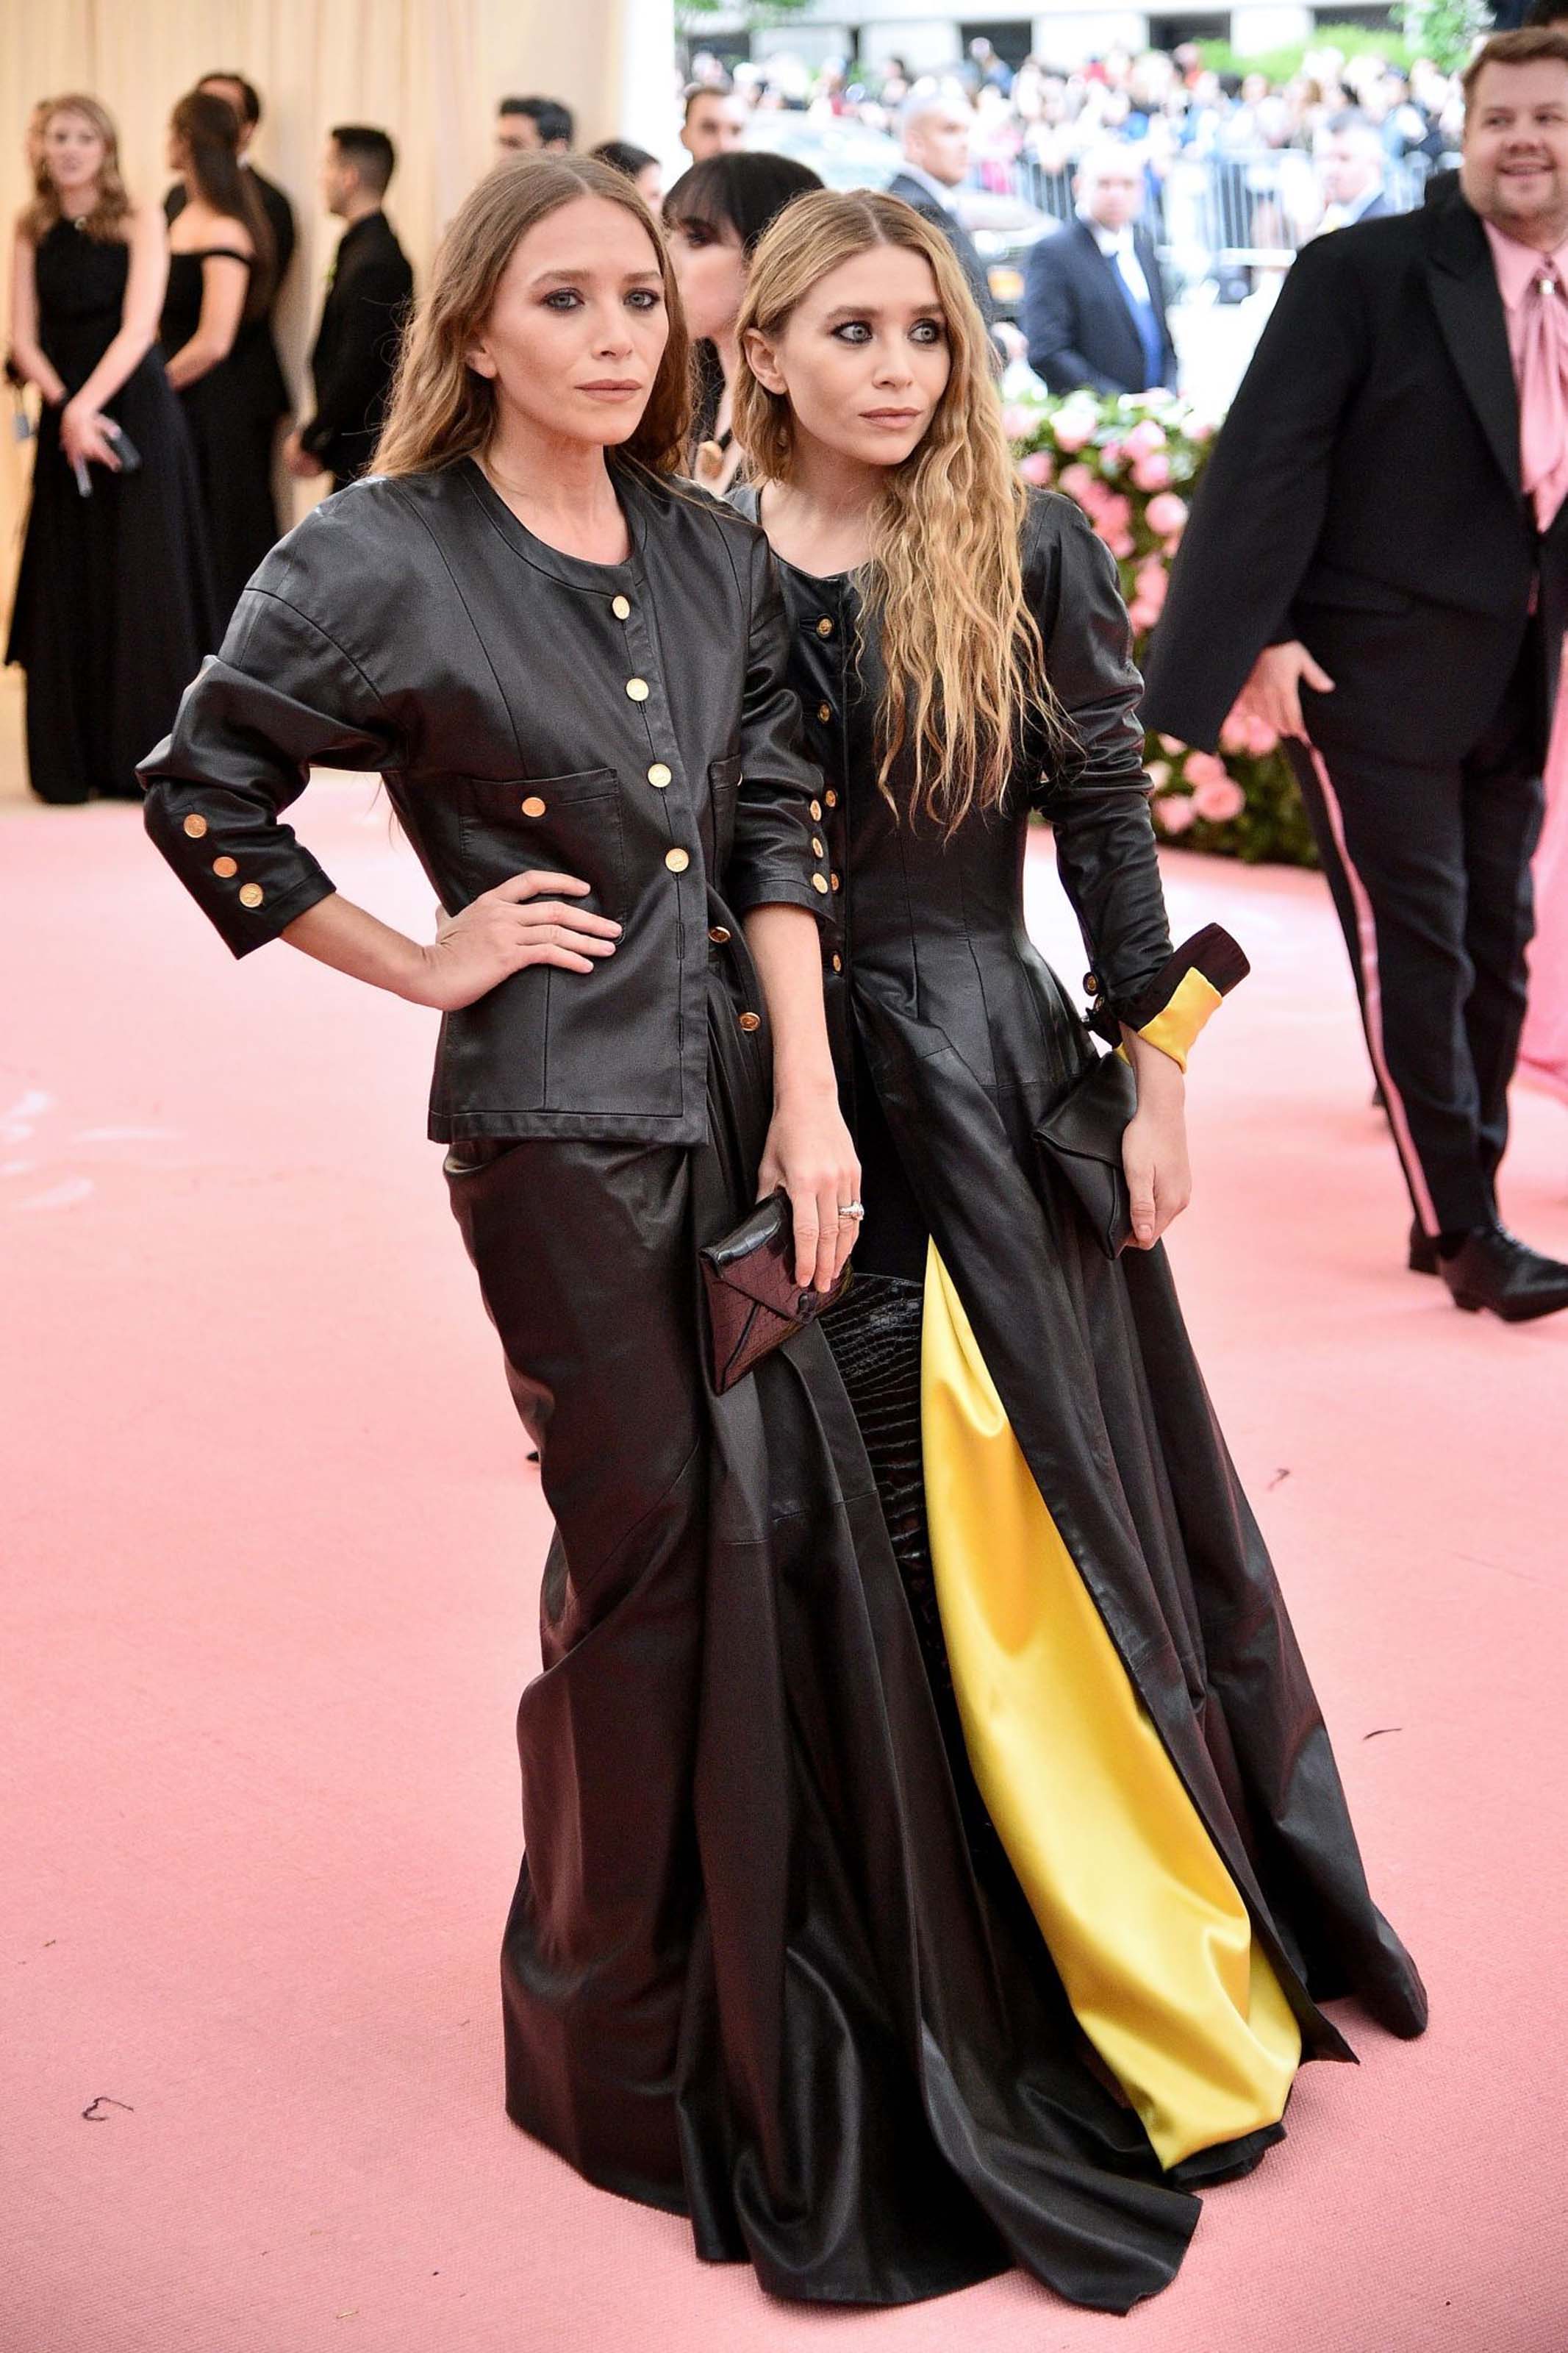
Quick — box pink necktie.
[1519,264,1568,533]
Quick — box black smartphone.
[101,420,142,473]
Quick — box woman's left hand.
[1120,1035,1192,1249]
[60,400,118,471]
[758,1088,863,1292]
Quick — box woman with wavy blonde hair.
[729,185,1426,2307]
[7,93,215,799]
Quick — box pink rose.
[1147,760,1171,788]
[1001,404,1037,442]
[1153,793,1196,835]
[1053,417,1092,453]
[1192,775,1247,824]
[1131,451,1172,492]
[1144,491,1189,538]
[1123,418,1167,458]
[1057,461,1097,502]
[1128,598,1159,632]
[1018,450,1055,486]
[1134,557,1167,613]
[1098,524,1136,558]
[1099,439,1125,474]
[1098,492,1131,533]
[1181,751,1230,790]
[1157,733,1186,757]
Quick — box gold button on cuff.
[817,702,831,722]
[831,953,842,973]
[809,799,822,821]
[182,813,208,839]
[816,618,834,638]
[811,837,824,857]
[626,676,650,702]
[521,796,547,817]
[825,790,838,808]
[812,874,829,896]
[831,872,841,892]
[612,594,631,620]
[738,1011,762,1033]
[212,855,238,879]
[647,762,671,788]
[708,924,731,945]
[665,847,690,874]
[238,882,265,909]
[1084,972,1100,996]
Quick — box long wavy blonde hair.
[734,189,1054,832]
[375,154,691,479]
[22,96,132,243]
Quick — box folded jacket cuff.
[1090,924,1251,1071]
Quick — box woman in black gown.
[728,186,1428,2290]
[160,88,280,627]
[6,94,216,803]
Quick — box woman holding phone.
[7,94,215,802]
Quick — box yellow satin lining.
[1136,968,1224,1073]
[920,1245,1301,2170]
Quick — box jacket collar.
[459,454,649,590]
[1424,193,1521,504]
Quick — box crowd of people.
[7,12,1568,2329]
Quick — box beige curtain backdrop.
[0,0,676,599]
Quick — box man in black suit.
[1020,143,1177,395]
[495,96,574,161]
[165,73,293,482]
[885,93,998,330]
[1142,29,1568,1321]
[285,126,413,496]
[1312,111,1394,233]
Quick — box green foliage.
[1196,24,1417,84]
[1004,388,1318,867]
[1396,0,1492,76]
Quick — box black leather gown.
[731,479,1428,2268]
[142,460,1340,2313]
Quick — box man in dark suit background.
[1020,143,1177,395]
[1312,110,1394,232]
[885,93,998,331]
[494,96,574,161]
[165,73,294,490]
[285,126,413,496]
[1142,29,1568,1321]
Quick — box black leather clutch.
[700,1190,853,1393]
[1034,1049,1139,1259]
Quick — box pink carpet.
[4,786,1567,2353]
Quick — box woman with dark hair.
[5,94,216,801]
[161,87,279,624]
[728,187,1428,2308]
[662,149,820,491]
[588,138,663,209]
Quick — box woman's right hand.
[402,871,620,1012]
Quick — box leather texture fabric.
[139,460,833,1143]
[699,1189,851,1392]
[1034,1046,1139,1258]
[732,482,1428,2289]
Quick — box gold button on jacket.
[626,677,650,702]
[708,925,731,945]
[521,796,547,817]
[737,1010,761,1032]
[238,882,265,909]
[812,874,829,895]
[182,813,208,839]
[212,856,238,879]
[612,595,631,620]
[665,847,690,873]
[647,763,671,788]
[816,618,834,638]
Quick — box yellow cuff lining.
[1136,968,1224,1074]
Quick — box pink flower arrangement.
[1191,774,1247,824]
[1153,793,1196,834]
[1122,418,1167,459]
[1144,491,1189,539]
[1017,450,1054,487]
[1057,461,1098,503]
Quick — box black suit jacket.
[884,172,997,326]
[1142,197,1566,765]
[1022,218,1176,397]
[164,165,296,424]
[301,211,414,483]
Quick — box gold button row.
[738,1011,761,1033]
[212,856,237,879]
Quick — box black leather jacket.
[140,460,831,1143]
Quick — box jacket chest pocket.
[706,754,742,875]
[459,769,628,918]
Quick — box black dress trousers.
[1288,621,1547,1236]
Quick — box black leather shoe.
[1408,1222,1439,1276]
[1439,1225,1568,1322]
